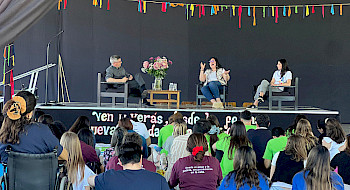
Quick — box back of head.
[168,112,183,124]
[123,132,143,147]
[346,134,350,154]
[60,132,85,185]
[240,110,252,121]
[228,121,251,159]
[317,119,326,132]
[118,118,133,131]
[255,114,270,127]
[272,127,285,137]
[305,145,331,190]
[295,119,312,137]
[34,110,45,122]
[77,128,95,147]
[227,146,259,189]
[69,116,90,133]
[0,91,36,144]
[187,133,208,162]
[173,122,187,137]
[38,114,54,125]
[193,119,211,134]
[49,121,67,140]
[288,114,307,133]
[285,135,307,162]
[325,118,346,144]
[111,127,127,148]
[207,115,220,128]
[118,142,142,165]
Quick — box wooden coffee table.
[147,90,181,108]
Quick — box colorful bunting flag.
[238,6,242,28]
[275,6,278,23]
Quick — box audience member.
[207,115,228,158]
[88,142,169,190]
[169,133,222,189]
[270,135,307,189]
[285,114,307,136]
[61,132,95,190]
[77,128,102,173]
[247,114,272,176]
[130,119,151,146]
[322,118,346,160]
[119,117,148,157]
[49,121,67,140]
[103,127,127,166]
[106,132,156,172]
[158,112,183,152]
[218,146,270,190]
[317,118,327,144]
[33,110,45,122]
[292,145,344,190]
[263,127,288,169]
[0,91,68,163]
[164,119,211,181]
[69,116,91,134]
[213,121,252,178]
[331,134,350,186]
[163,120,187,155]
[295,119,318,152]
[240,110,256,131]
[38,114,54,125]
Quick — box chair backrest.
[7,150,58,190]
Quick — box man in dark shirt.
[88,142,169,190]
[105,55,152,106]
[247,114,272,175]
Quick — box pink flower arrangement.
[141,56,172,78]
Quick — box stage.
[36,102,340,144]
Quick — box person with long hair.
[285,114,307,136]
[199,57,230,108]
[270,135,307,188]
[292,145,344,190]
[162,120,187,155]
[331,134,350,186]
[61,132,95,190]
[69,116,91,133]
[295,119,318,152]
[322,118,346,160]
[249,59,292,108]
[213,121,252,178]
[0,91,68,163]
[103,127,127,166]
[169,133,222,189]
[218,146,270,190]
[207,115,228,159]
[158,112,183,154]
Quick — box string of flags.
[57,0,349,28]
[133,1,348,28]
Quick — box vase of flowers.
[141,56,172,90]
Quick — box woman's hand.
[222,70,230,81]
[200,62,206,70]
[223,70,230,75]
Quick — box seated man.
[88,142,169,190]
[105,55,151,106]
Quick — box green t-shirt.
[262,136,288,160]
[158,124,174,148]
[205,133,229,155]
[245,125,257,131]
[216,137,235,178]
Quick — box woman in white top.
[199,57,230,108]
[322,118,346,160]
[61,132,95,190]
[250,59,292,108]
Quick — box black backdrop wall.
[6,0,350,121]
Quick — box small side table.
[148,90,181,108]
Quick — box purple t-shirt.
[169,155,222,190]
[105,156,156,172]
[80,140,100,163]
